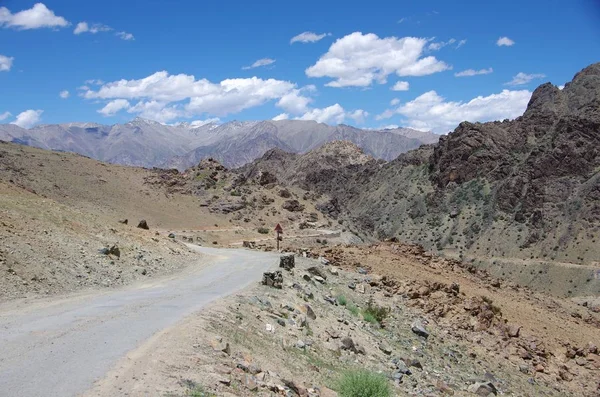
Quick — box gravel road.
[0,246,278,397]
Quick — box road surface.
[0,246,278,397]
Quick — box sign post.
[274,223,283,251]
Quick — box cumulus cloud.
[391,81,410,91]
[297,104,347,124]
[455,67,493,77]
[376,89,532,133]
[98,99,131,116]
[0,111,11,121]
[0,54,14,71]
[305,32,450,87]
[296,104,367,125]
[272,113,289,121]
[348,109,369,124]
[74,22,111,34]
[505,72,545,86]
[11,109,43,128]
[116,31,134,40]
[497,36,515,46]
[242,58,275,70]
[0,3,69,30]
[290,31,331,44]
[59,90,70,99]
[84,71,316,122]
[390,98,400,106]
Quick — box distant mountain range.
[0,119,439,169]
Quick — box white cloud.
[505,72,545,86]
[305,32,450,88]
[276,87,314,114]
[98,99,131,116]
[84,71,306,121]
[397,17,407,23]
[391,81,410,91]
[272,113,289,121]
[116,31,134,40]
[85,79,104,85]
[348,109,369,124]
[455,67,493,77]
[290,31,331,44]
[297,104,346,124]
[0,54,14,71]
[11,109,43,128]
[428,38,456,51]
[387,89,532,133]
[59,90,70,99]
[0,3,69,30]
[558,85,565,90]
[456,39,467,48]
[390,98,400,106]
[0,111,11,121]
[74,21,112,34]
[497,37,515,47]
[242,58,275,70]
[295,104,367,125]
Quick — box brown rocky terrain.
[85,243,600,397]
[245,62,600,298]
[0,141,344,301]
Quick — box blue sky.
[0,0,599,133]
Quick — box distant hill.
[0,118,438,169]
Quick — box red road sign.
[274,223,283,233]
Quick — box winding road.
[0,246,278,397]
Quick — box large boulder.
[262,271,283,289]
[283,200,305,212]
[279,254,295,270]
[137,220,149,230]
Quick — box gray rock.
[379,343,393,355]
[168,233,175,239]
[340,337,357,353]
[279,254,295,271]
[467,382,498,396]
[262,271,283,289]
[411,319,430,339]
[137,220,149,230]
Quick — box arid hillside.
[246,62,600,297]
[0,141,342,300]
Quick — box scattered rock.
[314,275,325,284]
[301,304,317,320]
[282,200,305,212]
[262,271,283,289]
[411,319,430,339]
[307,266,327,280]
[467,381,498,396]
[379,343,393,355]
[137,220,149,230]
[168,233,175,239]
[341,337,358,353]
[118,219,128,225]
[280,254,295,271]
[507,324,521,338]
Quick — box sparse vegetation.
[337,370,391,397]
[347,302,359,316]
[337,294,347,306]
[257,227,269,234]
[363,300,390,325]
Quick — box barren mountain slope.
[0,141,338,300]
[246,62,600,297]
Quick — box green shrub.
[362,312,377,324]
[337,370,391,397]
[336,294,347,306]
[363,300,390,325]
[347,303,359,316]
[257,227,269,234]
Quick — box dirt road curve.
[0,246,278,397]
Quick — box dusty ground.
[86,244,600,397]
[0,141,343,301]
